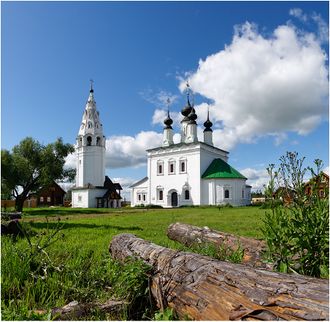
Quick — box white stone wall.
[201,178,250,206]
[72,188,107,208]
[131,180,149,207]
[76,145,105,187]
[148,145,201,207]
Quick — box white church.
[131,85,252,207]
[71,84,122,208]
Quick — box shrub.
[262,153,329,278]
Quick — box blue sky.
[2,1,329,197]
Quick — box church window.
[157,189,164,201]
[157,161,164,175]
[138,194,141,201]
[224,189,230,199]
[40,197,44,202]
[319,190,325,198]
[242,189,245,199]
[168,160,175,175]
[79,137,82,147]
[47,197,51,202]
[88,121,92,128]
[184,190,190,200]
[78,195,82,202]
[87,136,92,146]
[96,137,101,145]
[143,194,146,201]
[180,159,187,173]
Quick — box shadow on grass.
[23,208,115,216]
[28,221,143,232]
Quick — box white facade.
[72,86,121,208]
[131,141,251,208]
[131,87,251,208]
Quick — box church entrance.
[171,191,178,207]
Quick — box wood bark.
[110,233,329,321]
[167,222,269,269]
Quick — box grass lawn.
[2,206,266,320]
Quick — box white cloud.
[105,131,162,168]
[289,8,308,22]
[240,168,270,191]
[112,177,137,201]
[152,109,182,128]
[184,20,328,151]
[290,8,329,43]
[64,152,76,169]
[139,88,178,110]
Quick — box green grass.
[2,206,266,320]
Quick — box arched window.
[185,189,190,200]
[87,136,92,146]
[224,189,230,199]
[96,137,101,146]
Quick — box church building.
[71,84,122,208]
[131,85,251,207]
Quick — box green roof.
[202,158,247,179]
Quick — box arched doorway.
[171,191,178,207]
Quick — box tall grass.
[2,206,265,320]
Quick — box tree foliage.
[1,137,75,211]
[262,152,329,278]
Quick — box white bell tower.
[75,81,105,187]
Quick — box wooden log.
[110,233,329,321]
[167,222,269,269]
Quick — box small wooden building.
[36,181,66,207]
[304,172,329,199]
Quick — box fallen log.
[167,222,269,269]
[110,233,329,321]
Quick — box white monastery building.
[72,84,122,208]
[131,85,252,207]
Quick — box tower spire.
[162,97,174,146]
[203,105,213,146]
[90,79,94,93]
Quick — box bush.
[262,154,329,278]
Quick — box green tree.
[1,137,75,212]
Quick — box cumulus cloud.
[240,168,270,191]
[152,109,182,128]
[184,20,328,151]
[112,177,138,200]
[105,131,162,168]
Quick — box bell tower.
[75,81,105,187]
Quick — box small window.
[47,196,51,202]
[78,195,82,202]
[143,194,146,201]
[96,137,101,145]
[184,190,190,200]
[180,160,187,173]
[138,194,141,201]
[87,136,92,146]
[168,161,175,174]
[224,189,230,199]
[157,161,164,175]
[158,190,163,201]
[40,196,44,202]
[242,189,245,198]
[319,190,325,198]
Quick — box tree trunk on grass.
[110,233,329,321]
[167,222,269,269]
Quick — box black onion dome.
[203,110,213,132]
[188,107,197,124]
[181,100,192,117]
[164,110,173,129]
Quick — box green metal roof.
[202,158,247,179]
